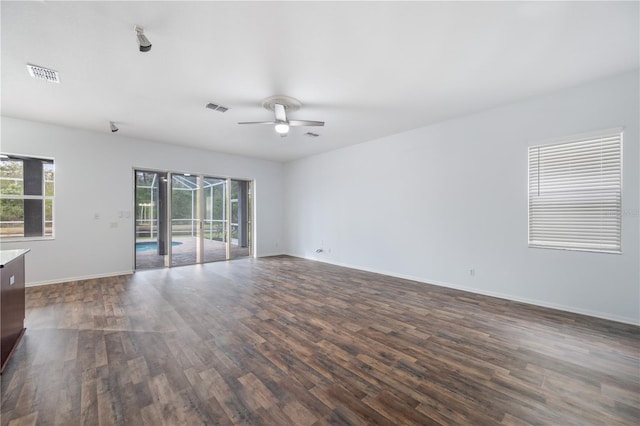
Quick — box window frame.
[0,153,55,241]
[527,130,623,254]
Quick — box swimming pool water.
[136,241,183,252]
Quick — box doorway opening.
[134,170,253,269]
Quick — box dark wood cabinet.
[1,249,29,373]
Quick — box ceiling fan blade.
[288,120,325,127]
[237,121,277,125]
[274,103,287,122]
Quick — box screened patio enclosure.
[135,170,252,269]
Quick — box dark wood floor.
[1,256,638,425]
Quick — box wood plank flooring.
[1,255,638,425]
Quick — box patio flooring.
[135,236,250,269]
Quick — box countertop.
[0,249,30,268]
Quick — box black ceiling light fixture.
[134,25,152,52]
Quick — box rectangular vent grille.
[26,64,60,83]
[305,132,320,137]
[206,102,229,113]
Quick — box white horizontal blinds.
[528,134,622,252]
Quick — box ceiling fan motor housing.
[261,95,302,112]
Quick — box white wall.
[284,70,640,325]
[0,117,285,285]
[2,72,637,324]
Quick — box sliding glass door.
[203,177,228,263]
[171,174,199,267]
[134,169,252,270]
[230,179,251,259]
[135,171,168,269]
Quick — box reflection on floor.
[135,237,250,269]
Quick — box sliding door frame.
[133,167,254,270]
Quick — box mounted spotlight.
[134,25,152,52]
[110,121,119,133]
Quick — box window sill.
[1,236,55,243]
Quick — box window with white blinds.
[528,133,622,253]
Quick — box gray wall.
[284,70,640,324]
[1,117,285,284]
[3,71,638,324]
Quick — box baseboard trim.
[289,254,639,326]
[26,256,639,326]
[256,251,286,258]
[26,270,134,288]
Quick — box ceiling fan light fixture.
[274,123,289,134]
[238,95,323,135]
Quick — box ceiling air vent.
[305,132,320,137]
[26,64,60,83]
[205,102,229,113]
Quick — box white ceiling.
[2,1,638,162]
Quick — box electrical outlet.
[469,268,475,276]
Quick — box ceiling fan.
[238,95,324,137]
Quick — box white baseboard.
[256,251,286,258]
[287,253,639,326]
[26,254,639,326]
[26,270,134,288]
